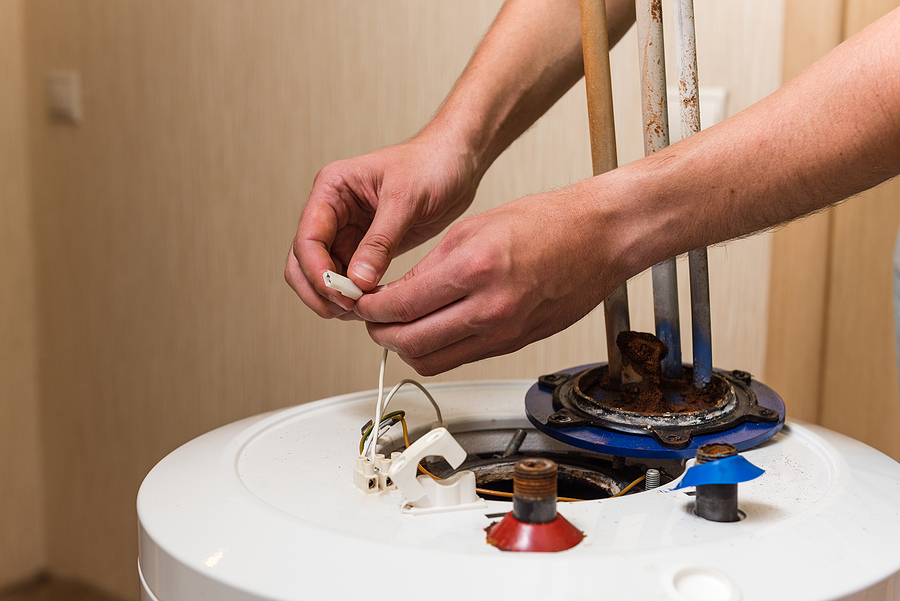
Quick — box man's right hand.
[284,135,481,319]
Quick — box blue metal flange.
[525,363,786,459]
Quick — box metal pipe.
[694,443,740,522]
[512,458,558,524]
[580,0,630,379]
[689,248,712,387]
[674,0,712,389]
[636,0,683,379]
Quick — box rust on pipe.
[674,0,712,389]
[637,0,683,380]
[580,0,629,379]
[637,0,670,155]
[580,0,618,174]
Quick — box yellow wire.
[612,473,647,497]
[358,410,406,456]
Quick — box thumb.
[348,199,417,291]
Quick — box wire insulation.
[365,348,389,461]
[382,379,443,426]
[364,350,443,458]
[612,473,647,497]
[358,410,407,456]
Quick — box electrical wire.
[358,410,406,456]
[361,349,661,504]
[366,348,389,461]
[382,379,443,426]
[612,473,647,497]
[363,349,443,459]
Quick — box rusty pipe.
[637,0,683,379]
[674,0,712,389]
[580,0,630,379]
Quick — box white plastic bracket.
[353,452,399,495]
[389,428,486,515]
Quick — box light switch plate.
[47,71,82,124]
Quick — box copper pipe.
[580,0,630,379]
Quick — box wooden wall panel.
[22,1,784,597]
[0,0,46,589]
[818,0,900,458]
[769,0,900,460]
[765,0,844,422]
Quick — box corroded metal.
[513,458,558,524]
[674,0,712,389]
[543,365,779,449]
[637,0,683,380]
[580,0,629,379]
[695,443,740,522]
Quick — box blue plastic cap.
[674,455,764,490]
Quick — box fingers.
[365,299,528,376]
[286,166,371,317]
[346,186,420,291]
[284,248,354,318]
[354,238,468,324]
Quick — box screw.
[499,429,527,458]
[645,469,660,490]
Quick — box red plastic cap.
[485,512,584,552]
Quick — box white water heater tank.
[138,381,900,601]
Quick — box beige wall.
[766,0,900,460]
[818,0,900,460]
[0,0,46,590]
[17,1,782,598]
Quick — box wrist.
[572,162,685,291]
[412,119,489,190]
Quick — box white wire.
[367,347,389,461]
[381,379,443,426]
[363,349,444,459]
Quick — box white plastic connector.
[353,452,400,495]
[389,428,486,515]
[323,270,363,300]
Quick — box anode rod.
[580,0,630,379]
[636,0,683,379]
[674,0,713,389]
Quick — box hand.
[285,135,481,319]
[355,184,631,375]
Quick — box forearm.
[590,6,900,284]
[421,0,635,181]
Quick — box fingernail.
[329,294,350,312]
[350,262,378,285]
